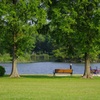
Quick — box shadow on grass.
[2,74,81,79]
[20,75,80,79]
[3,74,100,79]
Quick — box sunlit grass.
[0,75,100,100]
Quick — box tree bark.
[13,0,18,4]
[10,56,20,77]
[83,53,92,78]
[10,0,20,77]
[10,44,20,77]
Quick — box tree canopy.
[0,0,49,77]
[48,0,100,78]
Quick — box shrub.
[0,53,11,62]
[31,53,50,62]
[0,66,5,76]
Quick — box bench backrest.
[55,69,73,73]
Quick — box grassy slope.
[0,75,100,100]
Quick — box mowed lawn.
[0,75,100,100]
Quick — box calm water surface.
[1,62,100,75]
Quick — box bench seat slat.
[53,69,73,76]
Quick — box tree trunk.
[10,0,20,77]
[13,0,18,4]
[10,44,20,77]
[83,53,92,78]
[10,57,20,77]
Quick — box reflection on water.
[1,62,100,75]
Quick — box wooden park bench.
[53,69,73,76]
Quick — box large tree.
[74,0,100,78]
[48,0,100,78]
[0,0,48,77]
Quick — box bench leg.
[70,72,73,76]
[53,72,55,76]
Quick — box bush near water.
[0,53,100,63]
[0,53,54,62]
[0,66,5,76]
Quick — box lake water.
[1,62,100,75]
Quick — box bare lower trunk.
[10,33,20,77]
[10,57,20,77]
[10,41,20,77]
[83,53,92,78]
[10,45,20,77]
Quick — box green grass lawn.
[0,75,100,100]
